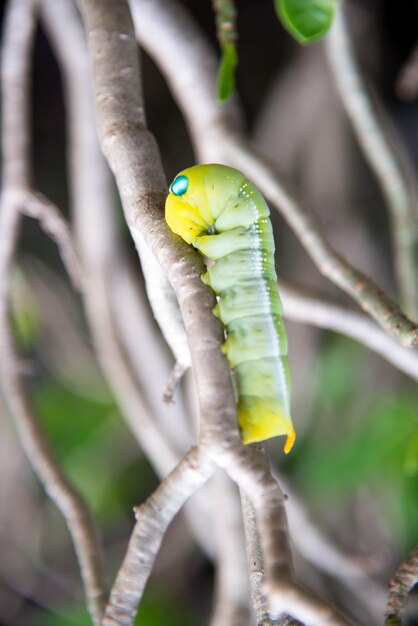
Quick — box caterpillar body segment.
[165,164,295,453]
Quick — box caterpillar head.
[165,164,246,244]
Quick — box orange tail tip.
[284,427,296,454]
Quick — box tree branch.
[325,3,418,319]
[280,283,418,382]
[385,546,418,626]
[133,0,418,347]
[209,472,251,626]
[21,190,84,292]
[102,447,215,626]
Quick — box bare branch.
[133,0,418,347]
[0,1,107,622]
[210,472,251,626]
[240,489,351,626]
[216,447,351,624]
[21,191,84,292]
[102,447,215,626]
[385,546,418,626]
[163,361,189,403]
[325,3,418,319]
[280,283,418,382]
[134,230,191,380]
[1,0,33,188]
[241,491,301,626]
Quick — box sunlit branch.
[0,2,107,622]
[133,0,418,347]
[325,4,418,319]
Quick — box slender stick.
[280,282,418,382]
[21,190,84,292]
[0,1,107,622]
[325,4,418,319]
[209,472,251,626]
[102,447,215,626]
[241,492,304,626]
[133,0,418,347]
[385,546,418,626]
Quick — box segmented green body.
[165,164,295,452]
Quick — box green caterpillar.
[165,164,295,453]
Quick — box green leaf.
[217,42,238,101]
[275,0,337,44]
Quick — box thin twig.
[216,446,351,625]
[102,447,216,626]
[133,0,418,347]
[209,472,251,626]
[241,492,304,626]
[134,230,191,383]
[21,190,84,291]
[325,4,418,319]
[385,546,418,626]
[280,282,418,382]
[0,1,107,622]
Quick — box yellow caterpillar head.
[165,164,246,244]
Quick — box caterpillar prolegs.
[165,164,295,453]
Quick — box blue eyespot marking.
[171,175,189,196]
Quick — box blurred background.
[0,0,417,624]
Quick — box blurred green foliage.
[33,381,159,524]
[37,587,200,626]
[10,269,42,349]
[288,336,418,550]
